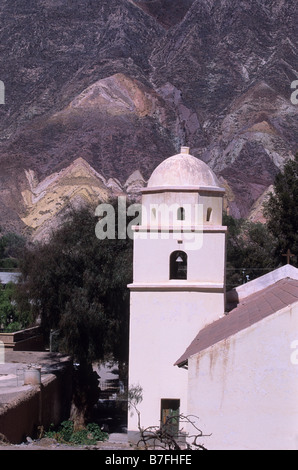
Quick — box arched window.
[170,251,187,280]
[177,207,185,221]
[206,207,212,222]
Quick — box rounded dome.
[147,147,220,189]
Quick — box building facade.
[176,265,298,450]
[128,147,227,438]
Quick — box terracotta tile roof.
[175,278,298,367]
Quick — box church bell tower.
[128,147,227,438]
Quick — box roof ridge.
[226,265,298,304]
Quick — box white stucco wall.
[187,302,298,450]
[132,231,226,285]
[141,191,223,228]
[128,289,225,433]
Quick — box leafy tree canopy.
[0,282,31,332]
[263,153,298,266]
[223,214,278,290]
[16,201,133,366]
[15,200,135,424]
[0,231,26,269]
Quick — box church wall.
[128,289,225,433]
[187,302,298,450]
[199,193,223,226]
[141,192,197,228]
[132,231,226,284]
[141,191,223,228]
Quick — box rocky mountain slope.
[0,0,297,239]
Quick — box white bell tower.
[128,147,227,438]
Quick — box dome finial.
[180,146,189,154]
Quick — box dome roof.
[147,147,221,189]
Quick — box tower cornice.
[141,186,225,195]
[132,225,227,233]
[128,282,225,292]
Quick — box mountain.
[0,0,297,238]
[130,0,196,29]
[21,156,146,240]
[149,0,297,216]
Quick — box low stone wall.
[0,326,44,351]
[0,353,73,444]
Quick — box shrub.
[45,420,108,445]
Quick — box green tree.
[16,201,134,423]
[223,214,278,290]
[0,282,31,332]
[263,153,298,266]
[0,231,26,269]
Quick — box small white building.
[127,146,298,450]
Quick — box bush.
[45,420,108,446]
[0,283,32,332]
